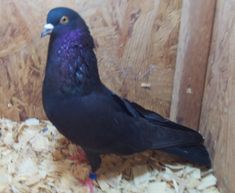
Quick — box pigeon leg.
[85,150,101,172]
[78,151,100,193]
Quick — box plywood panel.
[170,0,216,129]
[200,0,235,192]
[0,0,182,120]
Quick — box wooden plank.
[200,0,235,192]
[170,0,216,129]
[0,0,182,120]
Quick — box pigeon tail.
[162,145,211,167]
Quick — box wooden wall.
[200,0,235,192]
[170,0,216,129]
[0,0,182,121]
[168,0,235,192]
[1,0,235,192]
[169,0,235,192]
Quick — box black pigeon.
[41,7,211,172]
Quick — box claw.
[79,176,95,193]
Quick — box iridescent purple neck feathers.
[44,28,100,96]
[51,28,94,61]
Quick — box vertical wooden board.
[81,0,182,116]
[200,0,235,192]
[0,0,182,120]
[170,0,216,129]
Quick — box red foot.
[68,147,94,192]
[79,177,94,193]
[68,147,87,163]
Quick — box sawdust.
[0,118,220,193]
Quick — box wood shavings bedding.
[0,118,220,193]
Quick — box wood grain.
[0,0,182,120]
[170,0,216,129]
[200,0,235,192]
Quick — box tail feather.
[162,145,211,167]
[124,100,211,167]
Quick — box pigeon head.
[42,7,99,96]
[41,7,88,38]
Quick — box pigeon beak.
[41,23,54,38]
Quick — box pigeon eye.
[60,16,69,24]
